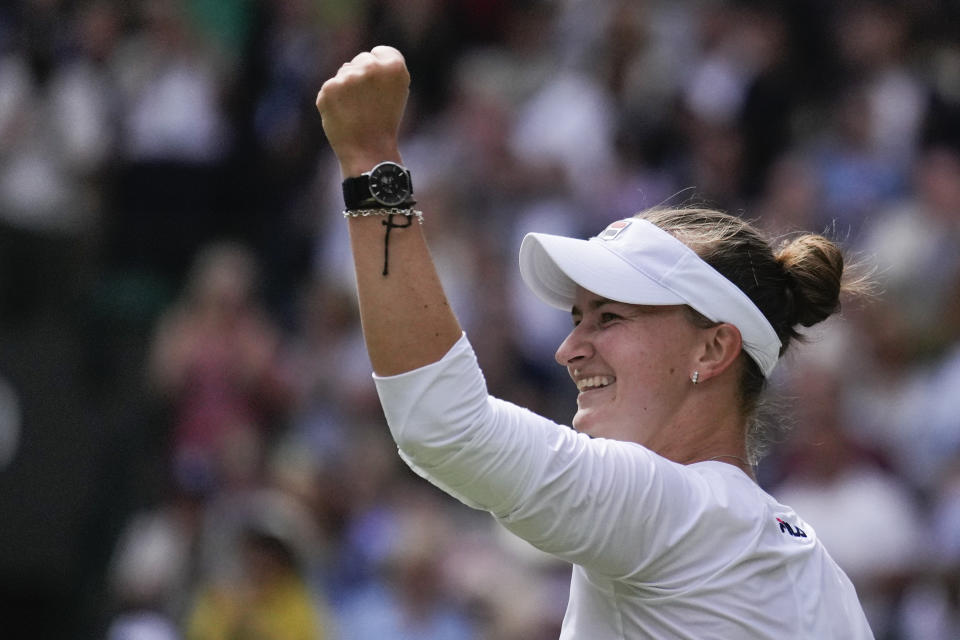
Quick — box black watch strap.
[342,175,377,210]
[342,163,415,210]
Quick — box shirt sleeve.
[373,333,730,579]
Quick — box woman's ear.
[695,323,743,382]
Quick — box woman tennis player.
[316,46,874,639]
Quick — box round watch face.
[368,162,411,206]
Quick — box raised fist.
[316,46,410,177]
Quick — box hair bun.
[776,234,843,327]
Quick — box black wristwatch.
[342,161,415,210]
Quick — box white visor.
[519,218,782,376]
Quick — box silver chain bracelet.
[343,208,424,224]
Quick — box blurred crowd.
[0,0,958,638]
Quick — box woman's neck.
[654,385,753,478]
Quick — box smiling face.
[555,287,706,446]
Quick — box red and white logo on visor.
[599,219,632,241]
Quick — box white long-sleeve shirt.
[374,334,874,639]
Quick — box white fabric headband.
[518,218,782,376]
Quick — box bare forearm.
[317,46,461,375]
[347,213,461,376]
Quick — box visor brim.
[519,232,685,311]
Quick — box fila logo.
[777,518,807,538]
[599,220,631,241]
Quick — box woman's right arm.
[317,47,709,580]
[374,333,709,580]
[315,46,461,377]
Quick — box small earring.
[691,371,700,385]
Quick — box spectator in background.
[803,3,922,234]
[108,0,232,280]
[185,489,332,640]
[831,3,925,168]
[148,241,290,493]
[279,277,379,467]
[0,0,120,320]
[843,144,960,492]
[103,493,195,640]
[860,145,960,353]
[335,492,476,640]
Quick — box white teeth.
[577,376,614,392]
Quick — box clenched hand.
[316,46,410,178]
